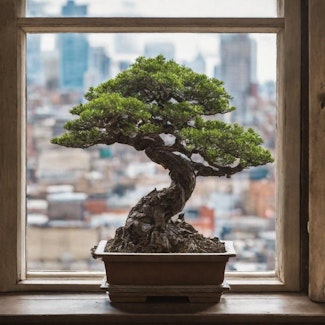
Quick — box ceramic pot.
[92,240,236,303]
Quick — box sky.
[28,0,277,18]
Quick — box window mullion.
[17,17,284,33]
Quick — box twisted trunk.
[106,148,225,253]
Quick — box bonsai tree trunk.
[106,147,224,253]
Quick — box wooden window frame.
[0,0,307,294]
[308,0,325,303]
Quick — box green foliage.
[52,55,273,176]
[180,118,273,168]
[85,55,234,115]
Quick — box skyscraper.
[187,53,206,74]
[144,41,175,60]
[220,34,257,125]
[59,0,89,90]
[61,0,87,16]
[26,1,45,86]
[84,47,110,91]
[27,35,44,86]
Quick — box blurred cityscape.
[26,0,276,272]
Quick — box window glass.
[26,0,278,18]
[26,32,276,272]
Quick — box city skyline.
[39,33,276,84]
[29,0,277,84]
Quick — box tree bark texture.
[106,148,225,253]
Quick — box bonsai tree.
[52,55,273,253]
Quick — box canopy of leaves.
[52,55,273,177]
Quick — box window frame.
[0,0,303,293]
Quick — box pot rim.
[92,240,236,262]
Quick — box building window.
[0,0,302,292]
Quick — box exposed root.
[105,213,225,253]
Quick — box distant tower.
[84,47,110,91]
[27,35,44,86]
[144,41,176,60]
[26,0,46,16]
[220,34,257,125]
[43,50,60,90]
[62,0,87,16]
[26,1,46,86]
[59,0,89,90]
[112,33,142,76]
[187,53,206,74]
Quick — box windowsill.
[0,292,324,324]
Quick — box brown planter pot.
[92,240,236,303]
